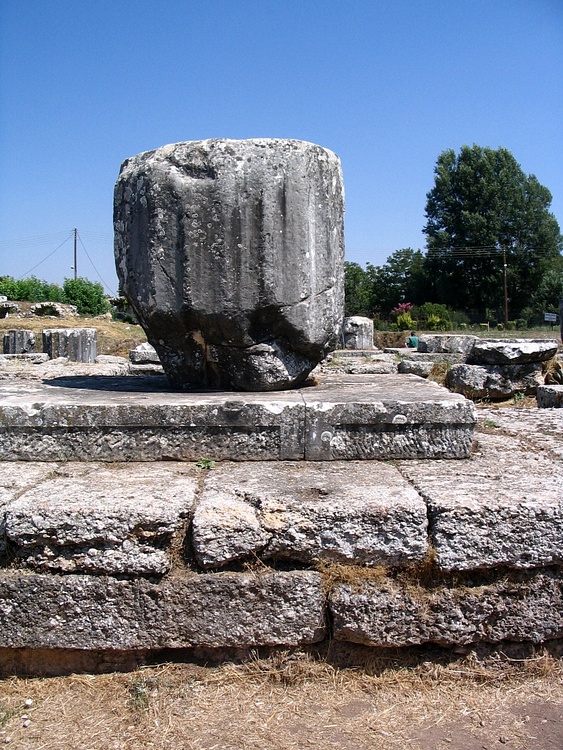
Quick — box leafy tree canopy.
[423,144,562,317]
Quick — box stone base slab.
[537,385,563,408]
[0,570,326,650]
[0,374,476,461]
[330,570,563,648]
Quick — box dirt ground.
[1,646,562,750]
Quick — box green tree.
[526,259,563,325]
[62,277,110,316]
[344,261,372,316]
[423,145,562,317]
[369,248,428,315]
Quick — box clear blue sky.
[1,0,561,295]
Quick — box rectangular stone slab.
[3,463,197,575]
[398,432,563,571]
[330,571,563,647]
[192,461,428,568]
[0,570,325,650]
[302,375,476,459]
[0,376,305,461]
[0,374,475,462]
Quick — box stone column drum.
[42,328,97,363]
[342,316,374,349]
[114,139,345,391]
[3,329,35,354]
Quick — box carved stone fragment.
[114,138,345,391]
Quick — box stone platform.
[0,406,562,674]
[0,374,476,462]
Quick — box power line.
[15,232,74,278]
[77,232,117,296]
[426,245,552,258]
[1,229,117,295]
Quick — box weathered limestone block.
[114,138,345,391]
[302,375,477,460]
[42,328,97,363]
[394,351,465,364]
[477,406,563,460]
[0,570,325,650]
[129,342,160,364]
[399,433,563,570]
[0,463,61,560]
[342,317,374,350]
[469,339,558,365]
[191,462,428,568]
[330,571,563,647]
[397,360,434,377]
[446,363,544,399]
[3,329,35,354]
[4,464,196,575]
[417,335,478,355]
[537,385,563,408]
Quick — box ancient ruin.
[0,141,562,677]
[114,138,345,391]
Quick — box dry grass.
[0,649,561,749]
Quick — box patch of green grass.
[196,457,216,470]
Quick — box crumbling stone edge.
[1,480,561,677]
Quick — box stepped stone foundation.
[0,407,562,674]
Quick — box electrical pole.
[73,228,78,280]
[502,246,509,326]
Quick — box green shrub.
[395,312,415,330]
[62,278,110,316]
[0,275,62,302]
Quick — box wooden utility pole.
[502,246,509,326]
[73,228,78,279]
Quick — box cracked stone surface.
[3,463,197,574]
[192,462,428,568]
[398,431,563,570]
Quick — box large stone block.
[0,570,325,650]
[399,433,563,571]
[537,385,563,408]
[42,328,97,363]
[342,317,374,350]
[330,571,563,647]
[114,138,345,391]
[417,335,478,355]
[3,329,35,354]
[192,462,428,568]
[446,363,544,399]
[468,339,558,365]
[3,464,196,575]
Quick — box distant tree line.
[0,276,110,317]
[346,144,563,329]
